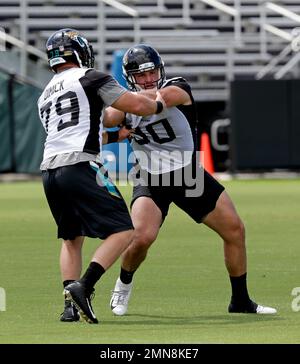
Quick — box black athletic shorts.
[131,165,225,223]
[42,161,133,240]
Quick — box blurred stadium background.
[1,0,300,177]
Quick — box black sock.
[63,279,75,288]
[230,273,251,305]
[80,262,105,291]
[120,267,135,284]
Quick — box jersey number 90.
[134,118,176,145]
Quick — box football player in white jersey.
[104,44,277,316]
[37,30,166,324]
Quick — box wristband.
[106,130,119,144]
[155,100,164,114]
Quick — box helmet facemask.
[126,65,165,91]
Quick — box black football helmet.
[46,28,94,72]
[122,44,166,91]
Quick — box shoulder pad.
[161,77,187,88]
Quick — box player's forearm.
[138,89,157,100]
[131,95,161,115]
[159,86,191,107]
[103,107,125,128]
[111,91,165,116]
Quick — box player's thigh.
[202,190,244,239]
[131,196,162,241]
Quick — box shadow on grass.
[101,313,283,326]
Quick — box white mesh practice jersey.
[37,67,126,165]
[126,78,198,174]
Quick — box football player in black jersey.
[38,30,166,324]
[104,44,277,317]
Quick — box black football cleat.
[63,281,98,324]
[60,299,80,322]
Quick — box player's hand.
[118,126,134,141]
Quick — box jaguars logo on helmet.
[46,28,94,72]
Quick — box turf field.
[0,178,300,344]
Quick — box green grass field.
[1,178,300,344]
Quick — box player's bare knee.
[117,229,135,247]
[227,217,245,243]
[133,230,156,249]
